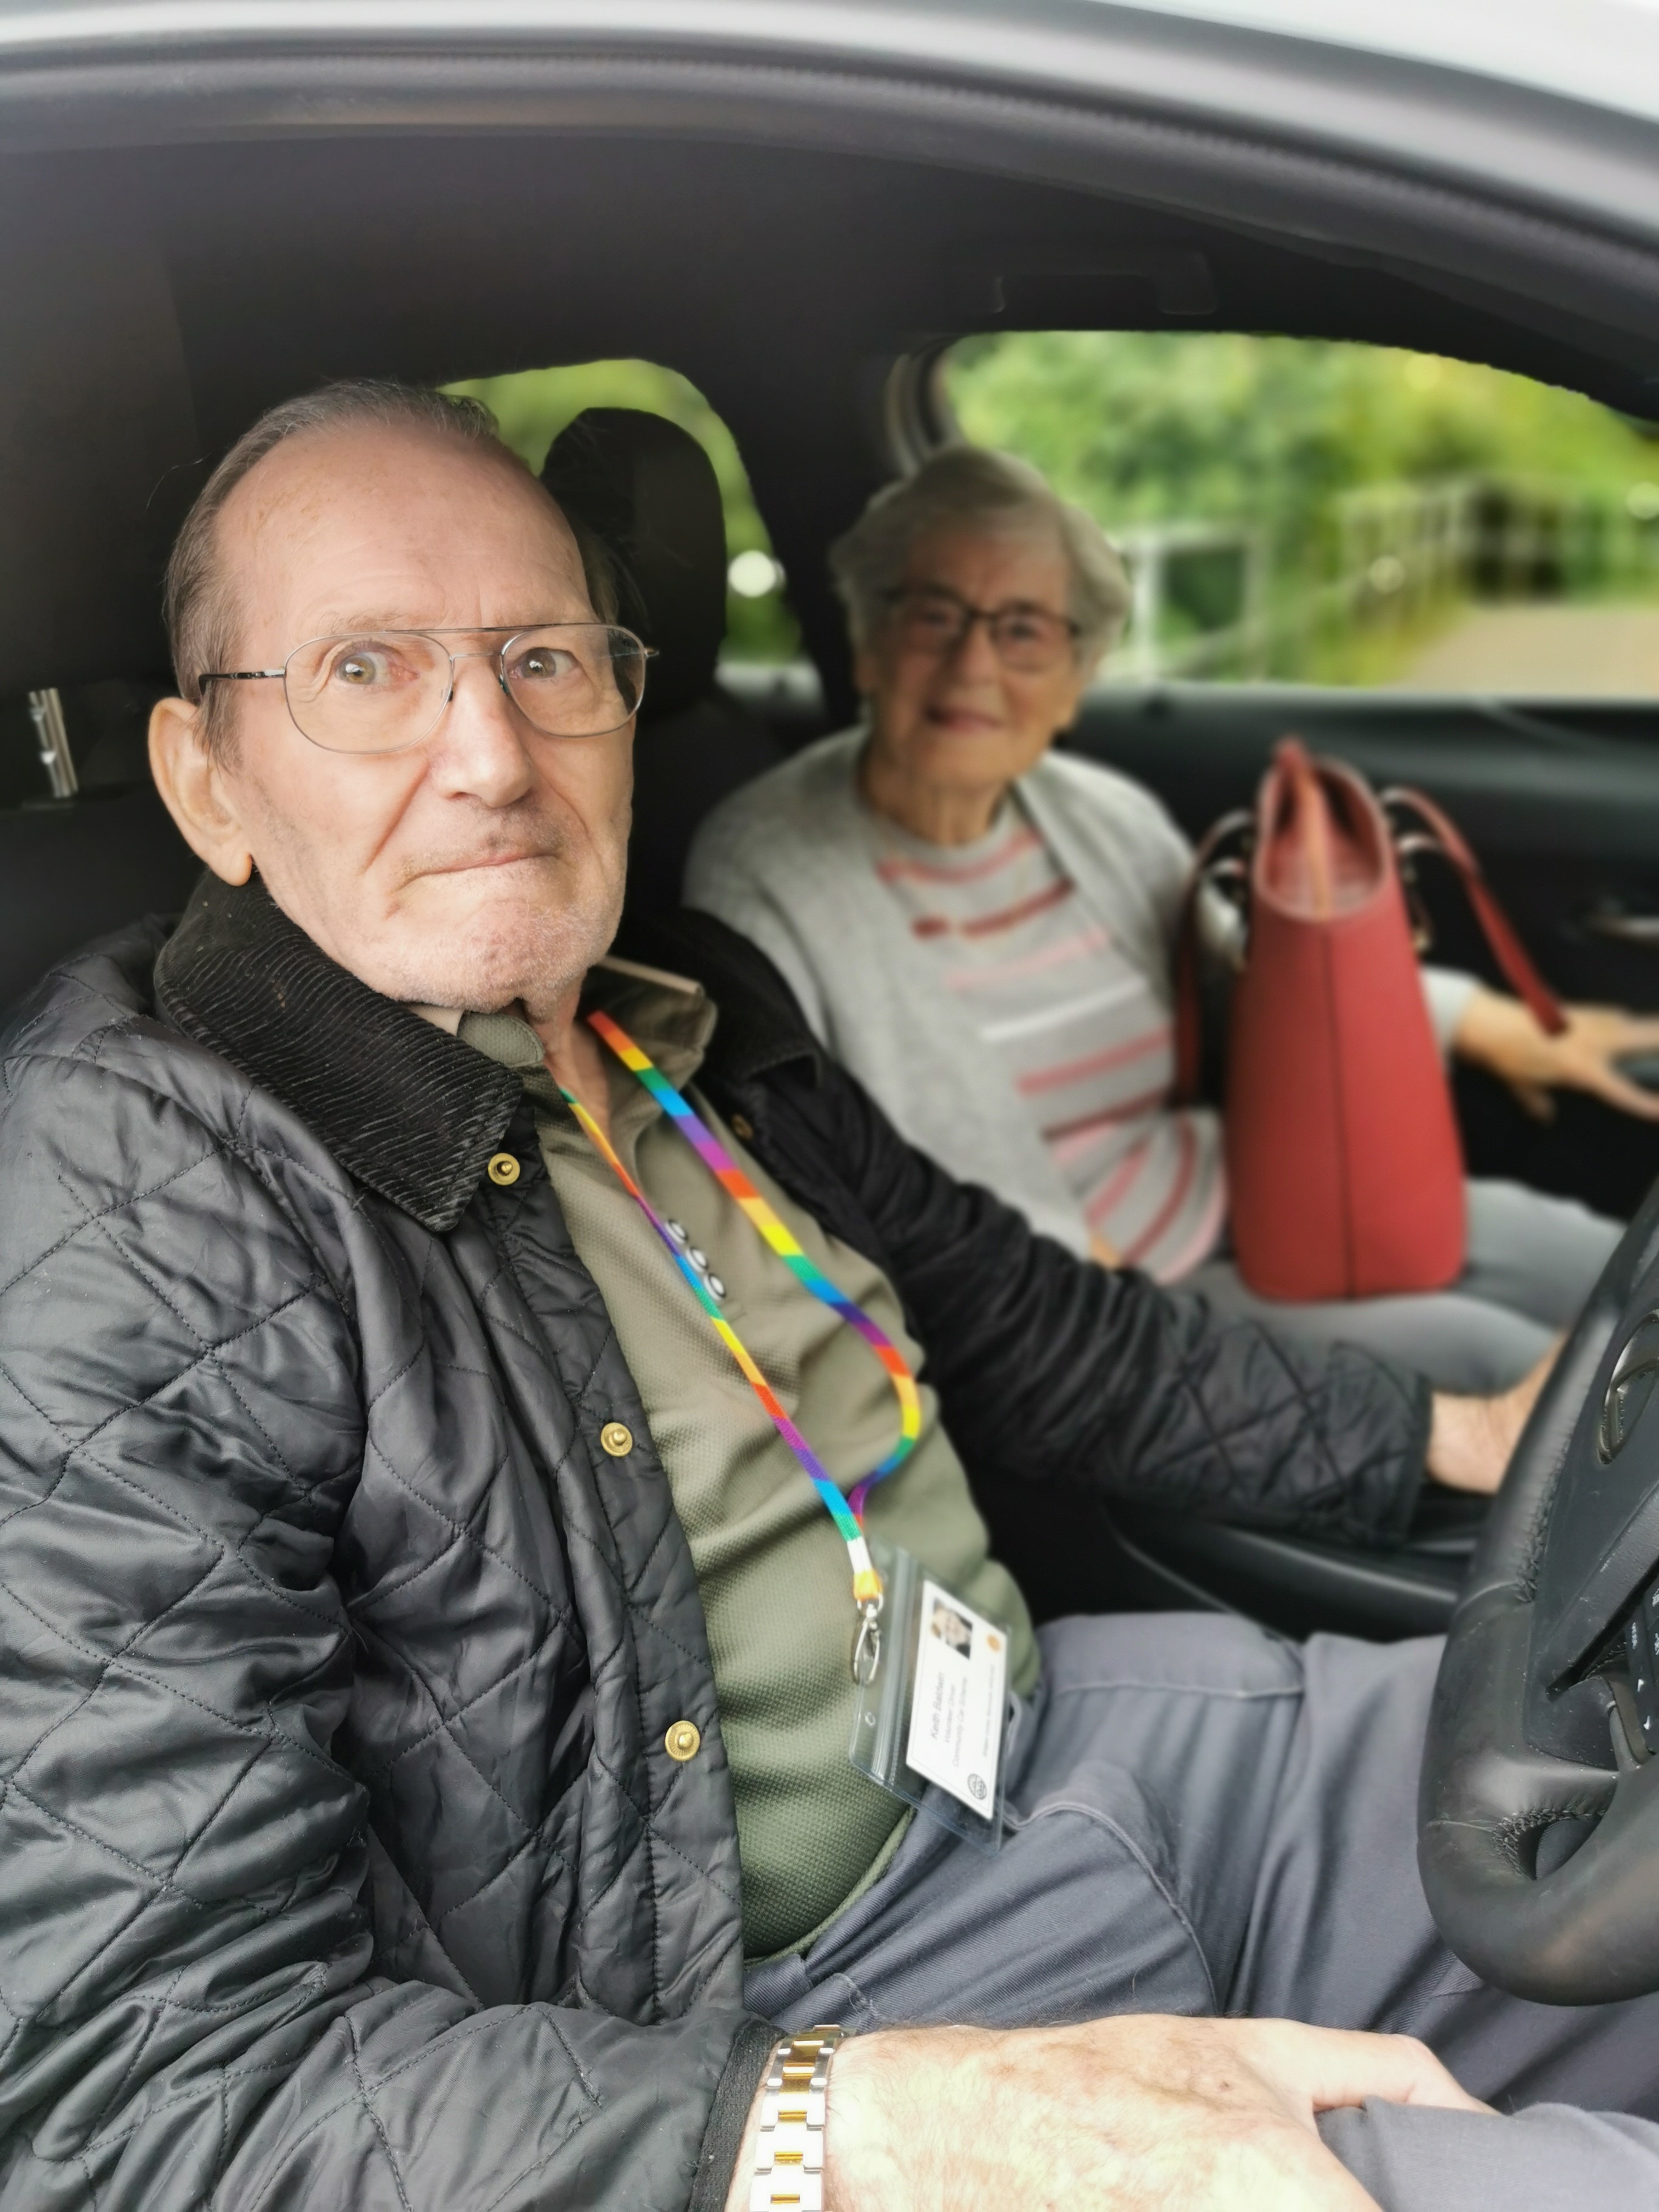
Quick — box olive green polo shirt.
[461,959,1037,1960]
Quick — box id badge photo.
[848,1540,1013,1853]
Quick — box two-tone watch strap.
[747,2025,846,2210]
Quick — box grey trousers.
[746,1615,1659,2208]
[1184,1178,1623,1393]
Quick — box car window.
[943,332,1659,695]
[443,358,797,665]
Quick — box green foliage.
[444,358,798,661]
[948,332,1659,540]
[948,333,1659,682]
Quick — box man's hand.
[726,2014,1486,2212]
[1427,1341,1558,1495]
[1452,985,1659,1124]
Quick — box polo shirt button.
[486,1153,520,1186]
[665,1720,701,1761]
[599,1421,634,1457]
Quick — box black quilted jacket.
[0,878,1429,2211]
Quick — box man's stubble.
[386,826,628,1022]
[253,786,631,1023]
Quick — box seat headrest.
[540,407,727,721]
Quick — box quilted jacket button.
[599,1420,634,1457]
[486,1152,520,1187]
[729,1113,755,1142]
[665,1720,701,1761]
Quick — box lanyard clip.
[852,1593,883,1686]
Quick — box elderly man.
[1,382,1655,2212]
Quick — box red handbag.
[1177,738,1566,1303]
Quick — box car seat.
[539,407,786,928]
[0,723,199,1016]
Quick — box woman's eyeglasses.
[198,623,653,756]
[882,587,1080,673]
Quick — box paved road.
[1396,603,1659,694]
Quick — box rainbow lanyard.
[557,1007,922,1649]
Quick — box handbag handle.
[1175,769,1568,1101]
[1173,808,1252,1102]
[1276,737,1338,916]
[1381,785,1568,1038]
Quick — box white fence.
[1106,476,1659,683]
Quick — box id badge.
[848,1541,1010,1853]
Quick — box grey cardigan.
[684,728,1475,1260]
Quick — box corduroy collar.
[154,873,523,1233]
[152,874,823,1235]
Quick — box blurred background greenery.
[948,333,1659,688]
[455,338,1659,691]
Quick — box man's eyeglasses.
[198,624,653,756]
[882,587,1081,674]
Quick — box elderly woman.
[685,446,1659,1391]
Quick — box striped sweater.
[871,802,1224,1279]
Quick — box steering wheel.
[1419,1176,1659,2003]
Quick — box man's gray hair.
[164,378,614,753]
[829,445,1131,666]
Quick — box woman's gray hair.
[165,378,615,754]
[828,445,1131,665]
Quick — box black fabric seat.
[0,784,199,1014]
[540,407,785,928]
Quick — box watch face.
[1599,1310,1659,1461]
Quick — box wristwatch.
[746,2025,846,2211]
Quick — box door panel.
[1070,685,1659,1218]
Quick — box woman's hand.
[1452,985,1659,1122]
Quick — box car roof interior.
[2,120,1658,1001]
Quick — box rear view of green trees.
[947,333,1659,683]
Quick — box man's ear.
[148,695,254,886]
